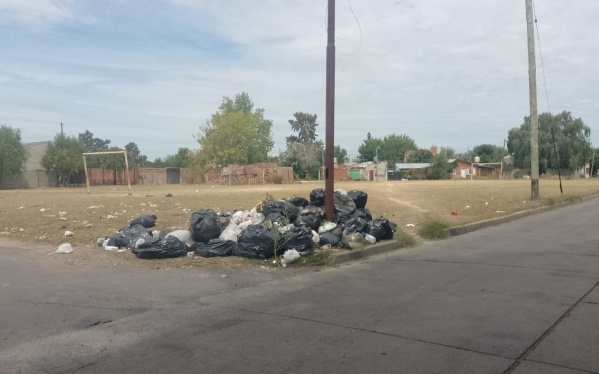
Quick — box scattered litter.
[218,274,228,278]
[182,208,190,213]
[496,210,506,214]
[0,232,9,235]
[88,206,100,209]
[364,234,376,244]
[485,202,489,206]
[451,211,460,216]
[406,224,415,228]
[19,228,24,232]
[130,214,157,228]
[106,215,115,219]
[56,243,73,254]
[40,208,47,212]
[104,246,119,251]
[85,223,92,228]
[64,231,74,237]
[464,206,471,209]
[281,249,300,267]
[17,206,24,210]
[165,193,173,197]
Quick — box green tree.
[198,110,255,167]
[0,125,28,186]
[507,111,591,171]
[470,144,507,163]
[41,133,85,186]
[163,148,191,168]
[406,148,434,163]
[334,145,348,165]
[438,146,455,159]
[124,142,147,167]
[280,113,323,178]
[78,130,111,168]
[428,155,455,180]
[358,133,417,166]
[216,92,274,163]
[196,93,274,168]
[287,112,318,143]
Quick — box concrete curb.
[446,195,598,237]
[329,240,402,265]
[328,194,599,266]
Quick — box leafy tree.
[0,125,28,186]
[287,112,318,143]
[438,146,455,159]
[406,149,434,163]
[198,110,255,167]
[507,111,591,171]
[124,142,147,168]
[163,148,191,168]
[280,112,323,178]
[78,130,111,168]
[41,133,86,186]
[334,145,348,165]
[99,147,128,184]
[78,130,111,152]
[195,93,274,169]
[358,133,417,166]
[428,154,455,179]
[216,92,274,163]
[470,144,507,163]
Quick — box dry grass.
[1,179,598,268]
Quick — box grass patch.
[394,230,417,247]
[418,221,449,240]
[288,250,331,267]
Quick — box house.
[347,161,387,181]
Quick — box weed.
[418,221,449,240]
[288,250,330,267]
[394,230,417,247]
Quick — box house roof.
[395,163,432,170]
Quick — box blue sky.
[1,0,598,160]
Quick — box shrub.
[418,221,449,240]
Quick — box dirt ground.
[1,179,598,269]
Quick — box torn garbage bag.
[278,225,313,255]
[309,188,325,207]
[334,189,356,223]
[295,206,323,231]
[367,218,398,241]
[262,200,299,222]
[129,214,157,228]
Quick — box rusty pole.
[324,0,336,221]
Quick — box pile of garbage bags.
[97,189,397,260]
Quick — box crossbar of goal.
[82,151,131,194]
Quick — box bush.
[418,221,449,240]
[272,174,284,184]
[394,230,416,247]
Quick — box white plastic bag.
[219,221,242,241]
[281,249,301,267]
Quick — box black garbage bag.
[367,218,398,241]
[195,239,236,258]
[132,236,187,259]
[263,200,299,222]
[110,224,156,249]
[234,224,275,259]
[130,214,157,228]
[352,208,373,222]
[343,217,369,235]
[295,206,323,231]
[309,188,325,207]
[334,190,356,224]
[189,209,221,243]
[287,197,310,208]
[279,225,313,255]
[347,190,368,209]
[319,226,343,246]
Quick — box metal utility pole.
[526,0,539,200]
[324,0,336,221]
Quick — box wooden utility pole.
[526,0,539,200]
[60,122,64,135]
[324,0,336,220]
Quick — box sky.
[1,0,598,160]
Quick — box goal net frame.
[82,151,131,194]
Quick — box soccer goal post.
[82,151,131,194]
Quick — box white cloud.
[0,0,76,26]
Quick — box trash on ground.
[56,243,73,254]
[64,231,74,237]
[281,249,301,267]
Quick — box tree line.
[0,92,594,186]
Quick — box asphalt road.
[1,199,599,374]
